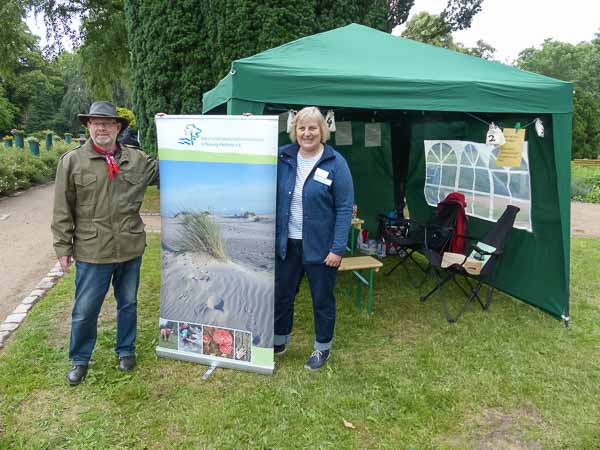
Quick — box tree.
[125,0,423,155]
[0,87,16,132]
[54,52,93,133]
[78,0,132,106]
[517,37,600,159]
[0,1,36,76]
[401,11,495,59]
[460,39,496,60]
[401,11,458,49]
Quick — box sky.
[159,161,277,216]
[394,0,599,63]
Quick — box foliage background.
[1,1,598,160]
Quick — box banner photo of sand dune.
[155,115,278,375]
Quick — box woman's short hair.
[289,106,330,143]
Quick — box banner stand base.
[156,347,274,375]
[202,363,218,380]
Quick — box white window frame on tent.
[423,140,532,231]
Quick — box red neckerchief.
[92,142,120,180]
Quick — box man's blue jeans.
[70,257,142,365]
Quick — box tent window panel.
[512,199,532,230]
[430,143,444,162]
[442,148,457,164]
[488,147,501,170]
[461,144,478,166]
[492,172,509,196]
[473,193,490,219]
[509,173,530,200]
[463,190,475,215]
[474,168,490,193]
[509,158,529,171]
[425,185,439,205]
[441,165,457,188]
[424,140,532,231]
[458,167,474,190]
[492,196,511,218]
[439,187,454,202]
[426,164,441,185]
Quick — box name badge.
[314,174,332,186]
[315,168,329,179]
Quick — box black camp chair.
[378,201,461,288]
[419,205,520,323]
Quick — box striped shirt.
[288,150,323,239]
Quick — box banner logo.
[178,124,202,145]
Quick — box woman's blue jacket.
[276,143,354,263]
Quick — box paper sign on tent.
[496,128,525,167]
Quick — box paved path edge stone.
[0,262,65,349]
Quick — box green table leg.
[367,269,374,314]
[355,279,363,310]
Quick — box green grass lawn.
[140,185,160,214]
[1,235,599,448]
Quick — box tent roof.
[203,24,572,114]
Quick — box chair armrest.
[472,244,503,258]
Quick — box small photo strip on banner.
[335,121,353,146]
[203,325,252,361]
[178,322,204,354]
[158,318,179,351]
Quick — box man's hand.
[59,256,73,273]
[324,252,342,268]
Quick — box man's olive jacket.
[51,140,158,263]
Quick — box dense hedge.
[124,0,394,156]
[0,143,76,196]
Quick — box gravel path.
[0,183,597,326]
[0,183,161,325]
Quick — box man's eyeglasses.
[89,120,119,128]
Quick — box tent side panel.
[552,113,572,319]
[202,74,234,114]
[227,99,265,115]
[405,113,567,320]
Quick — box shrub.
[0,142,78,196]
[117,107,136,130]
[571,164,600,203]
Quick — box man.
[52,101,158,385]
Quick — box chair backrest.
[477,205,520,277]
[424,194,466,253]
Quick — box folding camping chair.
[378,194,465,288]
[419,205,520,323]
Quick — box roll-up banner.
[155,115,278,375]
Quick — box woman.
[274,106,354,371]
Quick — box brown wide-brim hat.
[78,101,129,129]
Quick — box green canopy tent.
[202,23,572,323]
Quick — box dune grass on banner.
[0,235,599,448]
[177,212,227,260]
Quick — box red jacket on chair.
[437,192,468,254]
